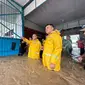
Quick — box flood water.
[0,55,85,85]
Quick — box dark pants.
[80,48,84,55]
[40,50,43,58]
[18,47,26,56]
[69,48,72,54]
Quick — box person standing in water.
[42,24,62,71]
[22,34,41,59]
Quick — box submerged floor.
[0,55,85,85]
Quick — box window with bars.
[0,0,23,39]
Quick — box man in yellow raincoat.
[42,24,62,71]
[22,34,41,59]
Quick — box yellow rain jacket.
[23,38,41,59]
[42,30,62,71]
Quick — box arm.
[78,53,85,63]
[22,37,31,44]
[51,36,62,64]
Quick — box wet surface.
[0,55,85,85]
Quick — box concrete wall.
[24,19,44,32]
[24,1,36,16]
[24,0,46,16]
[56,18,85,30]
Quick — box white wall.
[25,19,44,32]
[24,1,35,16]
[36,0,46,7]
[24,0,46,16]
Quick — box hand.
[50,63,55,69]
[21,37,25,40]
[41,46,44,50]
[78,57,83,63]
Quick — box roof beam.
[7,0,22,13]
[25,18,44,28]
[23,0,34,9]
[11,0,22,8]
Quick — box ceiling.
[14,0,30,6]
[25,0,85,27]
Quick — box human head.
[29,37,32,40]
[60,29,64,37]
[32,34,38,40]
[45,24,54,34]
[80,28,85,35]
[66,35,70,40]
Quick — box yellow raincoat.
[42,30,62,71]
[23,38,41,59]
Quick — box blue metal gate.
[0,0,24,56]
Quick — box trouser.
[69,48,72,54]
[80,48,84,55]
[18,47,26,56]
[66,47,72,55]
[40,50,43,58]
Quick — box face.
[60,30,64,37]
[45,25,53,34]
[84,31,85,35]
[32,34,37,40]
[66,36,70,40]
[29,37,32,40]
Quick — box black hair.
[60,29,64,32]
[46,24,55,28]
[60,29,64,36]
[67,35,70,38]
[32,34,37,36]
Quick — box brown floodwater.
[0,55,85,85]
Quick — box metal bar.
[0,22,21,38]
[0,1,19,13]
[15,23,17,38]
[11,0,22,8]
[7,0,22,13]
[21,8,24,37]
[4,0,5,54]
[1,1,2,37]
[3,0,6,36]
[0,13,20,16]
[0,18,21,27]
[23,0,34,9]
[9,9,12,36]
